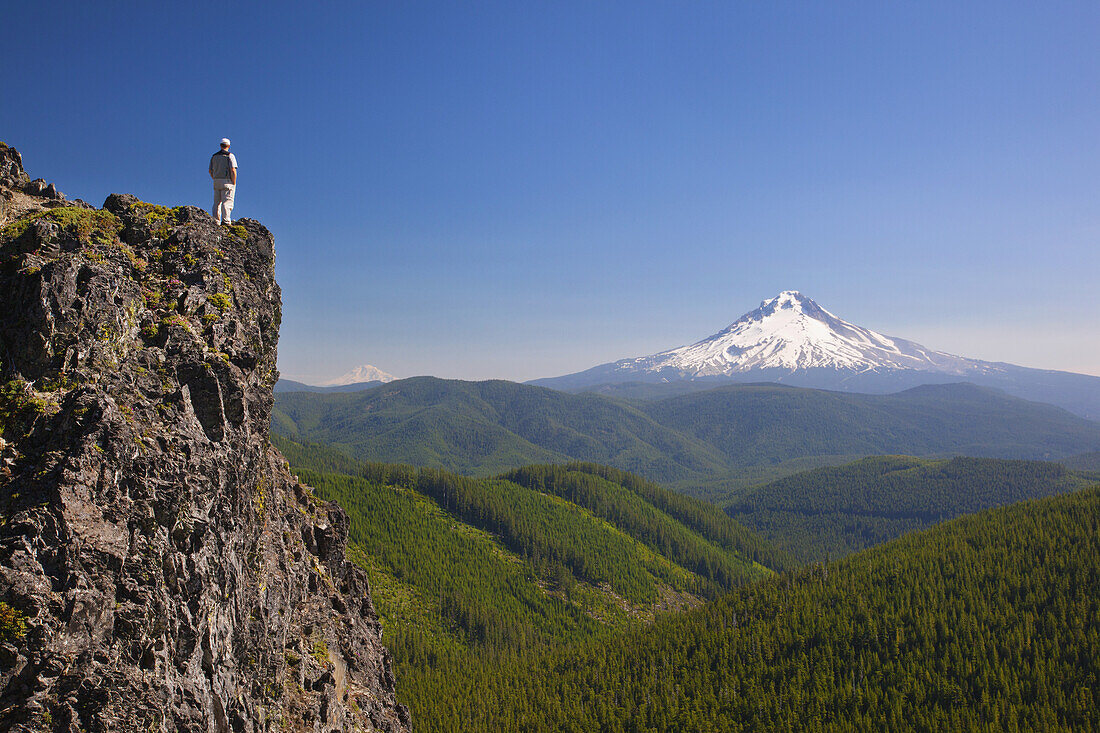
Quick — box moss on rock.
[0,602,26,644]
[0,380,48,440]
[127,201,187,239]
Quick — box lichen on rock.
[0,146,409,732]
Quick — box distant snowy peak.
[322,364,396,386]
[530,290,1100,420]
[616,291,988,377]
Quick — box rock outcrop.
[0,143,71,227]
[0,145,409,732]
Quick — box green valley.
[272,435,792,722]
[725,454,1095,562]
[275,434,1100,731]
[411,484,1100,731]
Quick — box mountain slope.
[531,290,1100,419]
[640,382,1100,466]
[726,455,1094,562]
[619,290,977,375]
[271,436,791,722]
[274,436,786,614]
[273,378,1100,487]
[1060,451,1100,472]
[274,377,730,481]
[413,484,1100,731]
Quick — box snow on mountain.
[614,291,988,377]
[531,291,1100,420]
[322,364,396,386]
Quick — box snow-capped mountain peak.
[617,291,975,376]
[321,364,396,386]
[529,290,1100,421]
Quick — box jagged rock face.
[0,149,409,732]
[0,143,74,229]
[0,143,29,189]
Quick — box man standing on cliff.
[209,138,238,225]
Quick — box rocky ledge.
[0,145,410,732]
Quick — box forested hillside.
[411,485,1100,731]
[273,436,790,721]
[273,377,728,481]
[643,382,1100,466]
[726,455,1093,562]
[276,434,1100,730]
[501,463,796,576]
[1060,451,1100,472]
[273,378,1100,488]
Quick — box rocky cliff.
[0,143,410,732]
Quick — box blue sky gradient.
[4,1,1098,381]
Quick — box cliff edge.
[0,143,410,732]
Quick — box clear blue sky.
[5,1,1098,381]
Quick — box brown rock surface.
[0,146,409,732]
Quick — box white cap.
[220,138,231,146]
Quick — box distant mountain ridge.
[272,377,1100,488]
[275,365,396,393]
[531,291,1100,420]
[322,364,396,386]
[274,378,387,394]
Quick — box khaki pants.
[213,182,235,224]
